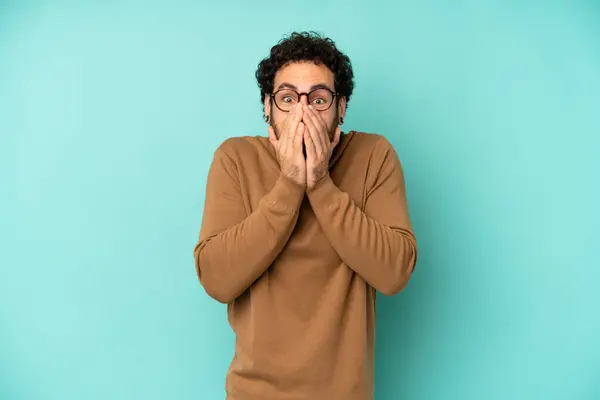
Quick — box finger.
[304,111,329,154]
[280,103,300,140]
[286,104,303,145]
[304,105,328,152]
[278,104,298,153]
[301,105,318,136]
[302,110,323,156]
[306,105,328,134]
[310,124,324,157]
[294,122,305,151]
[304,127,317,159]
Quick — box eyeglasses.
[271,87,338,112]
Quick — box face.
[264,62,346,142]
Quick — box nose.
[298,94,309,106]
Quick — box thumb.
[331,126,341,148]
[268,126,277,144]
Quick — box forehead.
[273,62,335,91]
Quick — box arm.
[194,145,305,303]
[306,136,418,295]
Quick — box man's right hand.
[268,104,307,186]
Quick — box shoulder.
[213,135,271,162]
[347,131,397,159]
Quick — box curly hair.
[255,31,355,112]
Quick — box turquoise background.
[2,1,599,399]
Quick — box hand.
[268,104,307,186]
[302,104,341,188]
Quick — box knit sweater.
[194,130,418,400]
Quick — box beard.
[270,109,339,159]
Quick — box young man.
[194,31,418,400]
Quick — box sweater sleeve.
[194,146,305,303]
[306,136,418,295]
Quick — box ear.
[337,96,347,124]
[264,94,271,118]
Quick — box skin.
[265,62,347,188]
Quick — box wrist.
[307,171,329,190]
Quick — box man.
[194,31,418,400]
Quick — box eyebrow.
[276,82,334,92]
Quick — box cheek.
[321,110,338,129]
[271,108,288,122]
[270,112,287,138]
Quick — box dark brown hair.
[255,31,355,112]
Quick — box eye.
[309,89,332,106]
[282,96,295,103]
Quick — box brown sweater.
[194,130,417,400]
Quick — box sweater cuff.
[262,174,306,213]
[306,174,340,209]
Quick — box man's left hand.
[302,105,341,188]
